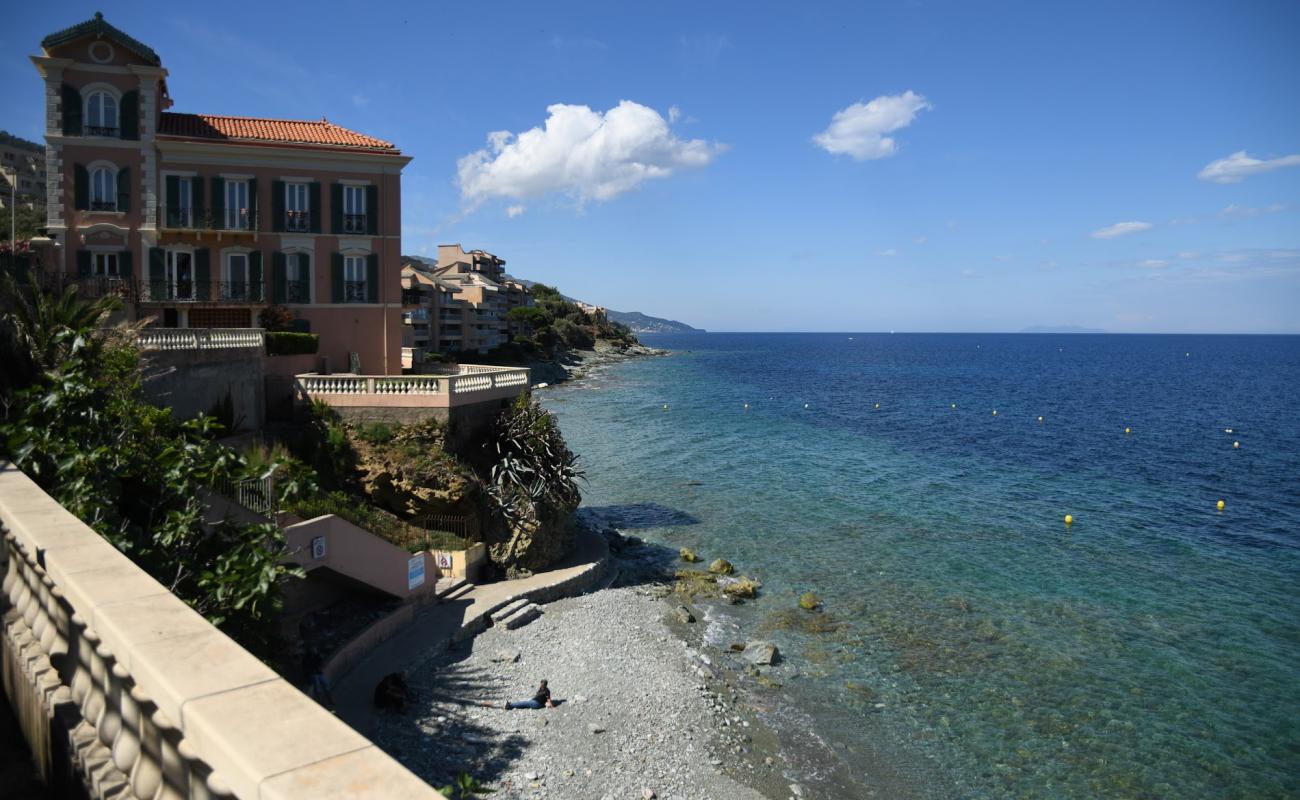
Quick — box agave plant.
[484,396,583,525]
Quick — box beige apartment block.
[431,244,534,354]
[0,132,47,213]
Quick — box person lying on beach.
[485,679,555,710]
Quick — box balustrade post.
[155,708,189,800]
[68,613,93,710]
[94,643,123,752]
[129,687,163,799]
[366,377,377,393]
[110,664,142,778]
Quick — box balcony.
[342,213,368,234]
[90,200,117,212]
[164,205,196,229]
[294,365,531,412]
[140,280,266,304]
[343,280,368,303]
[401,288,424,306]
[285,279,311,303]
[158,206,260,238]
[285,210,311,232]
[36,272,133,300]
[85,124,119,137]
[136,327,264,351]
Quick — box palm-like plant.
[1,273,121,393]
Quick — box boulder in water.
[679,547,700,563]
[708,558,734,575]
[799,592,823,611]
[742,641,780,666]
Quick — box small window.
[168,177,194,227]
[343,185,367,233]
[286,253,310,303]
[225,180,250,229]
[226,253,249,300]
[344,255,366,302]
[91,167,116,211]
[92,253,118,277]
[286,183,309,231]
[86,91,118,137]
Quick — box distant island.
[1019,325,1108,334]
[606,310,704,334]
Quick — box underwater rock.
[742,641,780,666]
[679,547,700,563]
[722,576,760,599]
[708,558,734,575]
[799,592,823,611]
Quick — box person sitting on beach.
[489,679,555,710]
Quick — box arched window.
[91,166,116,211]
[86,91,118,136]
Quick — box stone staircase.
[489,598,544,630]
[436,577,475,601]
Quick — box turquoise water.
[543,333,1300,799]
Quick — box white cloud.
[457,101,724,208]
[913,235,927,244]
[813,91,931,161]
[506,205,525,218]
[1141,259,1168,269]
[1198,151,1300,183]
[877,248,898,257]
[1220,202,1288,218]
[1091,221,1153,239]
[668,105,681,124]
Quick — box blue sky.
[5,1,1299,332]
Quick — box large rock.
[674,605,696,624]
[708,558,734,575]
[679,547,700,563]
[742,641,780,666]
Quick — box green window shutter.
[116,167,130,212]
[272,251,286,304]
[308,183,321,233]
[366,253,379,303]
[61,84,82,136]
[249,251,264,302]
[366,185,379,235]
[76,250,91,277]
[210,177,224,229]
[330,183,343,233]
[248,178,259,229]
[195,248,211,301]
[74,163,89,210]
[191,176,205,226]
[271,180,285,232]
[165,175,179,224]
[149,247,165,300]
[119,249,133,281]
[120,90,139,140]
[300,253,312,302]
[331,253,344,303]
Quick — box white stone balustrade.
[294,365,530,412]
[136,329,264,351]
[0,463,443,799]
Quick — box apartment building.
[1,132,47,213]
[400,262,465,355]
[431,244,533,354]
[30,13,411,374]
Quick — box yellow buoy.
[1064,514,1074,525]
[1125,427,1131,434]
[1216,499,1225,511]
[1233,441,1240,449]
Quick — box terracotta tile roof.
[158,113,398,152]
[42,12,161,65]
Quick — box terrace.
[294,365,530,415]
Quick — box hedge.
[265,331,320,356]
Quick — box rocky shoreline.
[526,340,668,387]
[370,525,810,800]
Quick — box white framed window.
[91,166,116,211]
[286,183,309,231]
[168,177,194,227]
[343,185,366,233]
[227,253,249,300]
[344,255,366,303]
[92,252,119,277]
[86,91,118,136]
[225,180,250,229]
[286,252,311,303]
[165,250,194,300]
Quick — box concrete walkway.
[333,528,609,736]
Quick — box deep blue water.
[543,333,1300,799]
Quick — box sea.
[542,332,1300,800]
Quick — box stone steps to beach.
[489,598,531,625]
[436,578,474,601]
[499,602,543,630]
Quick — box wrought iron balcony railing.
[285,279,311,303]
[157,207,260,232]
[85,125,119,137]
[343,280,368,303]
[140,280,266,303]
[285,210,311,232]
[342,213,368,234]
[163,206,196,228]
[90,200,117,212]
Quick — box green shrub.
[258,304,295,332]
[265,331,319,356]
[356,422,394,444]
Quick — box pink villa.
[29,13,410,374]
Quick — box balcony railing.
[85,124,119,137]
[164,206,196,228]
[285,279,311,303]
[343,280,368,303]
[401,288,423,306]
[141,280,265,303]
[285,210,311,232]
[342,213,368,234]
[158,207,260,232]
[36,272,133,299]
[294,365,530,410]
[90,200,117,212]
[136,327,264,351]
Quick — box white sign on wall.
[435,552,453,569]
[310,536,327,560]
[408,554,426,590]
